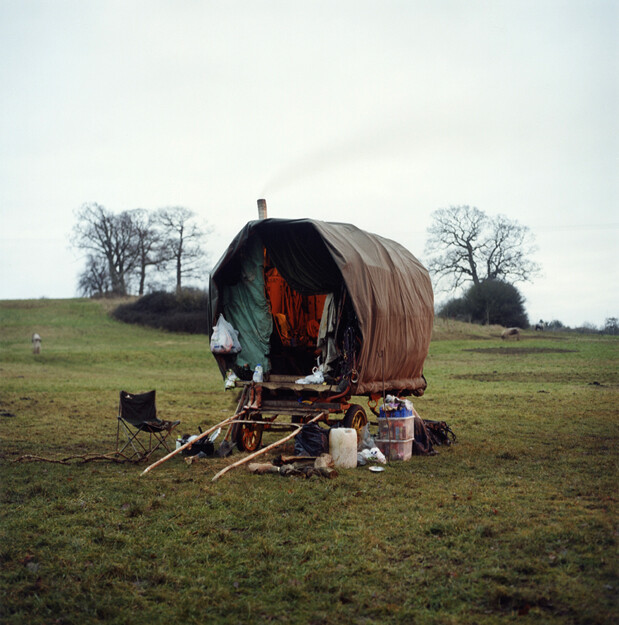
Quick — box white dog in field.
[32,333,42,354]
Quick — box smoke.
[260,99,496,197]
[261,115,422,196]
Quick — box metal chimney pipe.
[257,198,267,220]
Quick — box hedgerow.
[112,289,208,334]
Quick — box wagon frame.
[225,375,372,453]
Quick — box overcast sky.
[1,0,617,327]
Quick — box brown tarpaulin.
[208,218,434,395]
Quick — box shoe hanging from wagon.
[208,205,434,453]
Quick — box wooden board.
[235,376,337,394]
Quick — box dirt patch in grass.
[453,371,610,384]
[464,347,576,355]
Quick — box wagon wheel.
[343,404,368,440]
[236,414,264,452]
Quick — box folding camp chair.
[116,390,180,461]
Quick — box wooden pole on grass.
[141,385,251,476]
[141,409,245,476]
[211,412,326,482]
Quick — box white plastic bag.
[295,359,326,384]
[295,368,324,384]
[210,315,241,354]
[357,447,387,465]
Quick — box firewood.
[314,453,334,469]
[247,463,280,475]
[278,455,317,464]
[317,467,338,479]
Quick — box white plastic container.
[329,428,357,468]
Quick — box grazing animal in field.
[535,319,545,331]
[32,333,42,354]
[501,327,520,341]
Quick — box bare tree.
[425,206,540,291]
[604,317,618,335]
[71,203,139,296]
[77,255,111,297]
[157,207,209,293]
[72,203,210,297]
[128,209,164,296]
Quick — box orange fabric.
[265,268,326,347]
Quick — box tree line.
[72,200,544,327]
[71,203,210,297]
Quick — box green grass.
[1,299,617,624]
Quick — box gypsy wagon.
[208,213,434,453]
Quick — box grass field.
[1,299,617,624]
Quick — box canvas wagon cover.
[208,218,434,395]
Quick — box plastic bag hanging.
[210,314,242,354]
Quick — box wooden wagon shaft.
[141,407,249,476]
[141,412,293,476]
[220,385,252,443]
[211,412,326,482]
[141,385,252,476]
